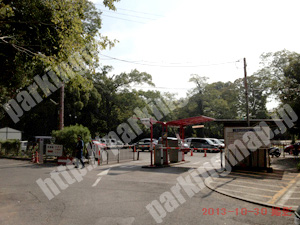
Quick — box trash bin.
[154,144,164,166]
[169,149,182,163]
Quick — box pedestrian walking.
[75,135,85,169]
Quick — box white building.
[0,127,22,141]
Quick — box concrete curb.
[204,178,296,212]
[0,156,31,161]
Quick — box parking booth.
[217,119,283,171]
[146,116,215,167]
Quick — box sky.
[91,0,300,108]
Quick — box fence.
[90,146,136,165]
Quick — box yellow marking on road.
[267,173,300,204]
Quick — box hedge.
[0,140,21,156]
[52,124,91,156]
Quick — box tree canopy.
[1,1,299,140]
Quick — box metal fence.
[89,147,136,165]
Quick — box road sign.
[46,144,63,156]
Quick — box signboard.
[224,126,271,168]
[46,144,63,156]
[225,127,270,149]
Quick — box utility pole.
[244,58,250,127]
[59,84,64,130]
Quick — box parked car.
[208,138,225,149]
[98,138,125,148]
[184,137,220,152]
[135,138,158,151]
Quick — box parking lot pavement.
[0,153,296,225]
[205,155,300,211]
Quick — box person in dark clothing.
[75,135,85,169]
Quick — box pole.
[59,84,64,130]
[244,58,250,127]
[150,121,153,167]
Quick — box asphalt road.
[0,152,295,225]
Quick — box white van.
[20,141,28,152]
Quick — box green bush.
[52,124,91,156]
[0,140,21,156]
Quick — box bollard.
[204,149,207,157]
[190,148,193,156]
[32,152,35,162]
[98,149,100,166]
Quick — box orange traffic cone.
[35,151,39,163]
[204,149,207,157]
[190,149,193,156]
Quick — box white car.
[208,138,225,149]
[97,138,125,148]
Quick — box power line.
[129,86,191,90]
[95,3,164,17]
[101,8,157,21]
[100,54,241,68]
[101,14,147,24]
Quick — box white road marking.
[92,177,102,187]
[276,179,300,205]
[97,168,110,176]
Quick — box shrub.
[52,124,91,156]
[0,140,21,156]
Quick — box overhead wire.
[100,8,157,21]
[94,3,164,17]
[100,53,241,68]
[101,14,147,24]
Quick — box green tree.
[0,0,118,119]
[92,66,155,134]
[52,124,91,156]
[234,75,268,119]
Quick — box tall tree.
[92,66,155,134]
[0,0,118,120]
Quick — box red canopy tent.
[166,116,215,127]
[135,116,215,166]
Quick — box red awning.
[166,116,215,127]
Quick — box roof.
[0,127,21,133]
[166,116,215,127]
[214,119,283,127]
